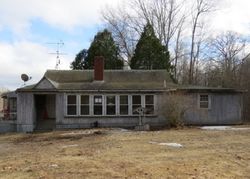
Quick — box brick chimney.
[94,56,104,81]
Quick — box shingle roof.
[17,70,176,92]
[16,70,244,93]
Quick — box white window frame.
[79,95,90,116]
[119,95,129,116]
[198,94,211,109]
[64,94,156,117]
[106,95,117,116]
[132,95,142,115]
[93,95,104,116]
[66,94,78,116]
[144,95,155,115]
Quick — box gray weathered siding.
[35,78,55,89]
[17,93,35,132]
[0,120,16,133]
[56,93,65,125]
[57,116,166,129]
[184,93,243,125]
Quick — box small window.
[132,95,142,115]
[120,95,128,115]
[106,96,116,115]
[200,94,209,109]
[67,95,77,115]
[94,96,103,115]
[145,95,154,115]
[80,95,89,115]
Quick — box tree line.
[71,0,250,119]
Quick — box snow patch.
[61,144,79,148]
[200,126,250,131]
[149,141,183,148]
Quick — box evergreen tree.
[84,29,123,69]
[70,49,87,70]
[130,23,171,71]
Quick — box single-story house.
[0,57,244,133]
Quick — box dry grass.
[0,127,250,179]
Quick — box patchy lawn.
[0,127,249,179]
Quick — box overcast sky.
[0,0,250,90]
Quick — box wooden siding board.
[35,78,55,89]
[17,93,35,132]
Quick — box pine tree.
[130,23,171,71]
[70,49,87,70]
[84,29,123,69]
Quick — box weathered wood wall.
[183,93,243,125]
[17,93,35,132]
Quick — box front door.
[35,94,56,131]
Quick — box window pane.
[200,95,209,108]
[107,106,116,115]
[200,102,209,108]
[68,95,76,104]
[133,105,141,115]
[107,96,115,105]
[132,95,141,105]
[94,106,102,115]
[81,95,89,104]
[120,96,128,104]
[94,96,102,104]
[120,105,128,115]
[146,105,154,114]
[200,95,208,102]
[67,105,77,115]
[146,95,154,104]
[81,106,89,115]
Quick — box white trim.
[198,93,211,110]
[64,93,156,117]
[93,95,104,116]
[65,94,78,116]
[79,95,90,116]
[105,95,117,116]
[119,95,129,116]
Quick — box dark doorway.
[35,94,56,131]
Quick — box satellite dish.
[21,74,29,82]
[21,74,32,86]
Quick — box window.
[106,96,116,115]
[145,95,154,115]
[132,95,142,115]
[120,95,128,115]
[80,95,89,115]
[94,95,103,115]
[200,94,209,109]
[67,95,77,115]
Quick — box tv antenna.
[47,40,67,69]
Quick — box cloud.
[0,41,73,90]
[0,0,119,34]
[211,0,250,35]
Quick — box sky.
[0,0,250,90]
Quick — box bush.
[160,93,191,128]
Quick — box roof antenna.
[47,40,67,70]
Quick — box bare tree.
[102,6,137,61]
[102,0,187,63]
[188,0,213,84]
[207,31,248,87]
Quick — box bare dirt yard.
[0,126,250,179]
